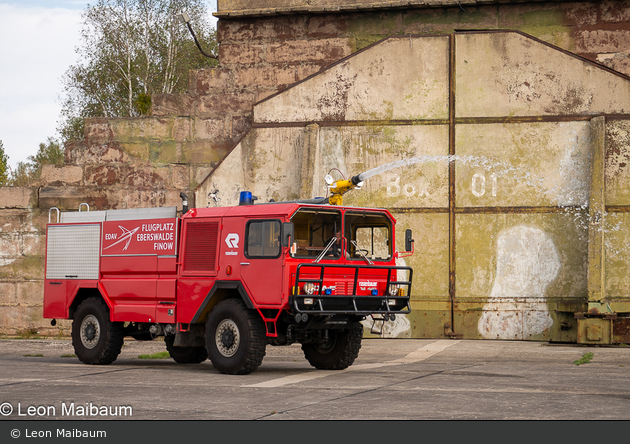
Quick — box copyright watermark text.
[9,428,106,439]
[0,401,132,418]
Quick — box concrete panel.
[456,214,588,339]
[604,212,630,299]
[457,213,588,299]
[254,36,449,123]
[318,125,450,208]
[0,188,34,209]
[196,127,306,207]
[391,212,449,298]
[17,281,44,306]
[455,121,592,208]
[215,0,537,17]
[0,305,44,335]
[605,120,630,205]
[456,32,630,117]
[456,213,588,339]
[40,165,84,185]
[110,118,174,142]
[0,233,21,265]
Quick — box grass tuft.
[138,351,170,359]
[574,352,594,365]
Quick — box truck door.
[235,218,284,306]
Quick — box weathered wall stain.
[478,226,560,339]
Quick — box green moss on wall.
[150,142,178,164]
[404,9,493,27]
[520,10,565,27]
[0,255,45,281]
[352,34,389,52]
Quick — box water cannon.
[323,157,428,205]
[325,173,364,206]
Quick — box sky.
[0,0,217,172]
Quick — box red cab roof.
[183,202,396,222]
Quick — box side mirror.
[405,229,414,252]
[282,222,294,247]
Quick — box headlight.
[389,284,399,296]
[303,282,317,295]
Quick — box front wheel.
[205,299,267,375]
[71,297,124,365]
[302,325,363,370]
[164,335,208,364]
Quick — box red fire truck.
[44,188,413,374]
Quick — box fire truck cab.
[44,198,413,374]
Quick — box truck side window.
[345,212,392,261]
[245,220,281,258]
[290,210,342,258]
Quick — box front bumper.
[290,263,412,316]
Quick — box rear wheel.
[302,325,363,370]
[72,297,124,365]
[205,299,266,375]
[164,335,208,364]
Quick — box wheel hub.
[315,331,337,354]
[215,319,240,357]
[80,315,100,349]
[85,324,96,341]
[221,329,235,349]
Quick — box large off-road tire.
[205,299,266,375]
[71,297,124,365]
[302,324,363,370]
[164,334,208,364]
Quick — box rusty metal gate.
[197,30,630,344]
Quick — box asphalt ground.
[0,337,628,426]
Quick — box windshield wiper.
[351,240,373,264]
[314,237,337,263]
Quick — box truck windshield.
[345,212,392,261]
[290,209,342,259]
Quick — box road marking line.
[245,371,339,388]
[245,340,460,388]
[388,339,460,364]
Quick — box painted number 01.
[471,173,497,197]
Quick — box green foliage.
[8,137,65,186]
[0,140,9,186]
[574,352,594,365]
[31,138,65,169]
[58,0,218,141]
[138,351,170,359]
[10,162,34,187]
[58,117,85,143]
[134,93,152,116]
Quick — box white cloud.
[0,4,82,170]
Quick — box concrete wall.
[2,0,630,340]
[197,31,630,343]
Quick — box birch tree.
[59,0,217,141]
